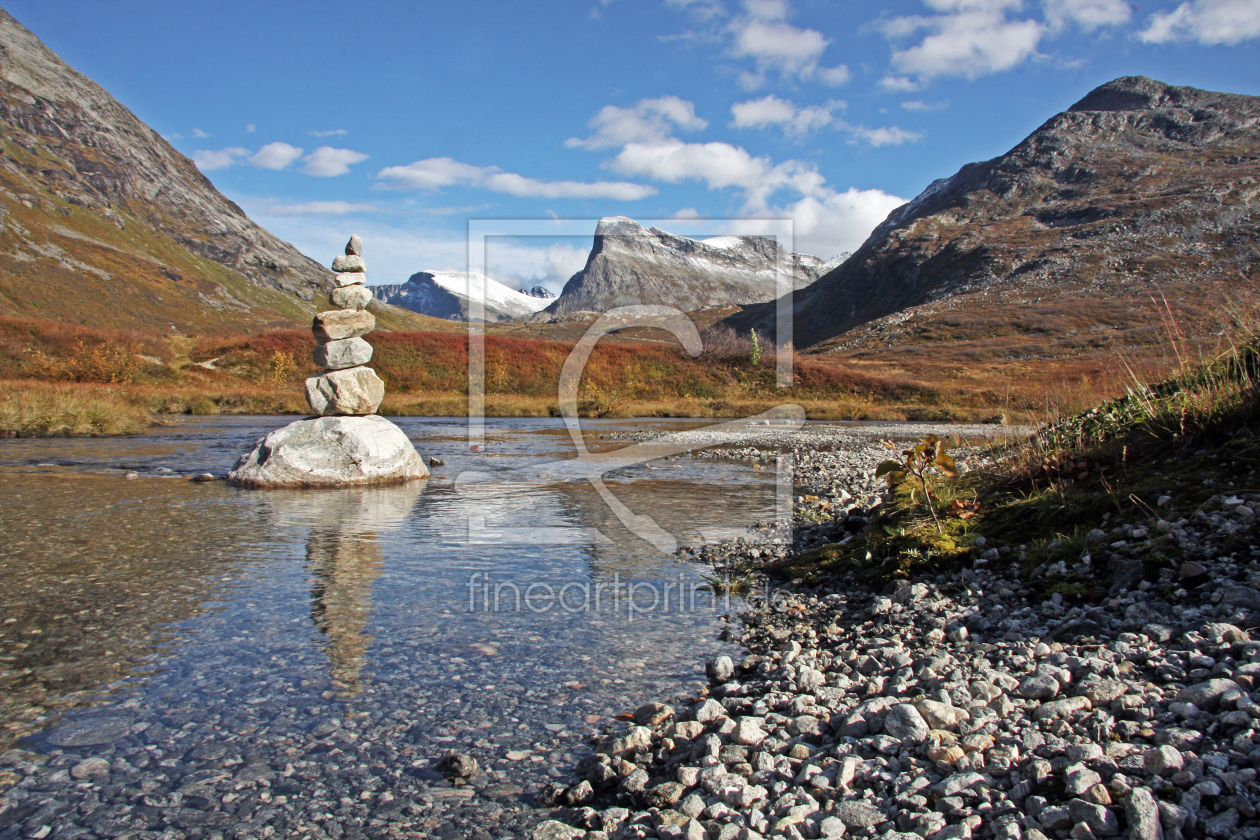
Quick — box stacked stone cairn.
[225,236,427,489]
[305,235,386,416]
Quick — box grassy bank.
[0,315,1128,431]
[0,382,155,437]
[778,330,1260,593]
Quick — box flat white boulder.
[227,416,428,489]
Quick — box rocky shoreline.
[524,427,1260,840]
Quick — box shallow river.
[0,416,780,839]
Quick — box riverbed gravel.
[533,427,1260,840]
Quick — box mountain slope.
[770,76,1260,351]
[372,271,551,322]
[543,217,832,317]
[0,8,336,333]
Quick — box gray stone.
[1033,695,1091,721]
[733,717,766,746]
[1176,678,1240,710]
[345,234,363,256]
[335,271,367,287]
[694,698,726,723]
[45,717,132,747]
[597,726,653,756]
[632,702,673,726]
[1144,745,1183,776]
[330,284,373,310]
[531,821,584,840]
[1020,674,1061,700]
[883,703,930,741]
[832,801,885,828]
[313,309,375,343]
[332,254,366,273]
[642,781,685,807]
[70,757,110,779]
[314,336,373,370]
[305,367,385,416]
[1126,787,1163,840]
[1067,799,1118,836]
[226,416,427,489]
[436,751,478,780]
[1221,585,1260,610]
[916,699,968,730]
[707,655,735,683]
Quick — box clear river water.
[0,416,779,839]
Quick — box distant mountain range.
[371,272,552,322]
[737,76,1260,353]
[542,217,837,318]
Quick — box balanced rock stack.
[226,236,428,489]
[305,235,385,416]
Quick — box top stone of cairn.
[345,234,363,257]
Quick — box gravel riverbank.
[525,424,1260,840]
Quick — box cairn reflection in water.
[266,482,424,695]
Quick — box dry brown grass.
[0,381,155,436]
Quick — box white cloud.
[879,3,1045,81]
[841,123,923,146]
[666,0,728,20]
[245,123,256,134]
[192,147,249,171]
[301,146,370,177]
[730,95,844,137]
[249,142,304,170]
[376,157,657,201]
[191,128,210,139]
[484,240,593,295]
[879,75,923,92]
[310,128,349,137]
[728,6,851,88]
[1043,0,1132,31]
[1139,0,1260,44]
[249,200,383,216]
[714,187,907,258]
[901,99,949,111]
[566,96,708,149]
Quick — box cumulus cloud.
[1043,0,1132,31]
[301,146,370,177]
[245,124,256,134]
[249,142,304,170]
[484,240,592,295]
[901,99,949,111]
[878,1,1045,81]
[730,95,843,137]
[755,188,907,258]
[375,157,657,201]
[1139,0,1260,44]
[729,0,851,88]
[566,96,708,149]
[191,128,210,139]
[310,128,349,137]
[666,0,728,20]
[193,147,249,171]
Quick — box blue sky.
[8,0,1260,291]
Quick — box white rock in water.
[306,367,385,416]
[345,234,363,256]
[331,284,372,310]
[332,254,365,273]
[227,416,427,489]
[334,272,366,287]
[313,309,375,343]
[314,337,372,370]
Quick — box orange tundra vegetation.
[0,314,1161,435]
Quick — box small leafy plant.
[875,434,960,532]
[750,329,762,366]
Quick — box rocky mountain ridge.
[0,8,338,332]
[372,271,552,322]
[746,76,1260,351]
[542,217,833,318]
